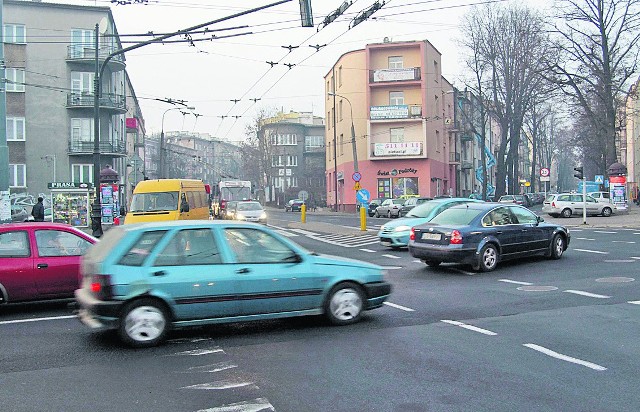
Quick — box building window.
[71,72,94,94]
[305,136,324,150]
[436,130,441,152]
[390,128,404,143]
[70,29,94,58]
[4,24,26,44]
[71,118,94,142]
[327,111,331,129]
[271,133,297,146]
[390,91,404,105]
[5,68,25,92]
[72,164,94,184]
[9,164,26,187]
[434,60,439,81]
[338,66,343,87]
[378,177,418,198]
[7,117,25,141]
[388,56,403,69]
[286,155,298,166]
[339,100,343,121]
[339,134,344,156]
[271,155,284,167]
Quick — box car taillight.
[450,230,463,244]
[89,274,112,300]
[220,199,227,209]
[410,228,415,241]
[551,201,556,208]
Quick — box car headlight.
[260,212,267,219]
[394,225,411,232]
[236,213,245,219]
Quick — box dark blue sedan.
[408,203,570,272]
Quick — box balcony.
[66,45,125,69]
[461,160,474,169]
[67,93,126,113]
[304,145,325,153]
[68,139,127,156]
[370,105,423,121]
[370,142,423,158]
[449,152,461,164]
[369,67,421,83]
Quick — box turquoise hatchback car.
[75,221,392,347]
[378,198,482,248]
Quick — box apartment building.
[4,0,143,199]
[260,111,326,207]
[624,77,639,196]
[324,39,455,211]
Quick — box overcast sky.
[84,0,542,142]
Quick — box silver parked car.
[374,198,405,218]
[542,193,616,218]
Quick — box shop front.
[48,182,92,227]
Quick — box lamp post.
[160,106,195,178]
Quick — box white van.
[587,191,611,204]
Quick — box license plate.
[421,233,441,241]
[380,240,391,245]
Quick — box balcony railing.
[370,104,422,120]
[68,139,127,155]
[67,44,125,64]
[370,142,423,158]
[67,93,126,112]
[304,145,325,153]
[369,67,421,83]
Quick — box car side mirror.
[536,215,544,224]
[180,201,190,213]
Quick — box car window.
[392,199,405,205]
[569,195,582,202]
[153,229,222,266]
[586,196,597,203]
[545,195,556,202]
[35,230,92,257]
[431,207,483,225]
[602,193,610,199]
[0,230,30,257]
[224,228,298,264]
[483,207,515,226]
[382,200,391,206]
[509,207,538,224]
[557,195,571,202]
[237,202,262,211]
[119,230,167,266]
[406,201,440,218]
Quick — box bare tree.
[549,0,640,171]
[241,107,279,203]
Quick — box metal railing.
[67,44,125,63]
[67,92,126,111]
[68,139,127,155]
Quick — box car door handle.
[495,231,503,235]
[37,263,48,269]
[521,229,528,232]
[236,268,251,274]
[153,270,167,277]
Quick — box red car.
[0,223,97,304]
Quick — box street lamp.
[160,106,195,178]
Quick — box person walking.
[31,197,45,222]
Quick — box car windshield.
[430,206,483,225]
[237,202,263,211]
[130,192,179,212]
[392,199,405,204]
[405,201,440,218]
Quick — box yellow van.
[124,179,211,224]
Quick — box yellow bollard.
[360,204,366,231]
[301,203,306,223]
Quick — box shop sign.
[48,182,93,190]
[337,171,344,180]
[377,168,418,176]
[374,142,422,156]
[370,105,409,120]
[372,68,417,82]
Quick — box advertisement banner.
[374,142,422,156]
[609,175,627,211]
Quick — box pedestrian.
[31,196,45,222]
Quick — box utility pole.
[332,68,338,212]
[0,0,11,223]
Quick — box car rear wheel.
[549,234,565,259]
[325,282,364,325]
[424,260,441,267]
[477,244,498,272]
[602,207,612,217]
[118,298,169,348]
[374,210,380,218]
[561,208,572,218]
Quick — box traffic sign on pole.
[540,167,550,177]
[352,172,361,182]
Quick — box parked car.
[374,198,405,218]
[379,198,482,248]
[588,191,612,204]
[368,198,389,217]
[285,199,304,212]
[75,221,392,347]
[398,197,433,217]
[229,201,267,224]
[11,205,30,222]
[498,194,527,206]
[542,193,615,218]
[398,194,419,200]
[0,223,97,304]
[408,203,570,272]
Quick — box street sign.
[595,175,604,184]
[540,176,550,182]
[540,167,550,177]
[354,182,362,191]
[298,190,309,201]
[356,188,370,204]
[352,172,362,182]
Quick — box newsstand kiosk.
[48,182,92,227]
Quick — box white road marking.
[628,301,640,305]
[575,237,595,241]
[441,320,497,336]
[273,230,298,237]
[570,229,583,232]
[289,228,320,236]
[197,398,275,412]
[573,248,609,254]
[563,290,610,299]
[498,279,533,286]
[382,254,402,259]
[594,230,617,234]
[0,315,76,325]
[384,302,415,312]
[413,259,422,263]
[630,257,640,260]
[603,260,636,263]
[169,348,224,356]
[181,379,255,390]
[380,266,403,270]
[359,248,376,253]
[612,241,636,244]
[634,233,640,235]
[523,344,607,371]
[181,362,238,373]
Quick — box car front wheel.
[118,298,169,348]
[374,210,380,218]
[550,234,565,259]
[601,207,612,217]
[325,282,364,325]
[477,244,499,272]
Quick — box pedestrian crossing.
[269,225,382,248]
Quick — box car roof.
[0,222,80,231]
[447,202,519,212]
[121,220,266,232]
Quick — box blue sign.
[594,175,604,184]
[352,172,362,182]
[356,189,370,204]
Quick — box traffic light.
[573,166,584,180]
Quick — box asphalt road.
[1,209,640,412]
